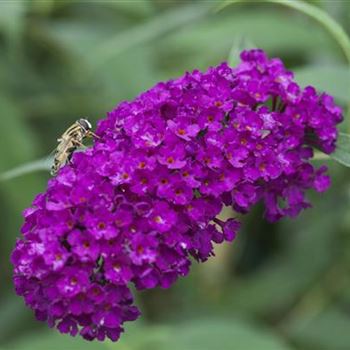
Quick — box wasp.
[50,118,99,176]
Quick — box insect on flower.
[12,49,342,342]
[51,118,99,176]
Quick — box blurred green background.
[1,0,350,349]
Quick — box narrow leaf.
[0,157,51,182]
[89,3,213,68]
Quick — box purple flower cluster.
[11,49,342,341]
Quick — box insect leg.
[67,146,77,163]
[87,131,101,139]
[72,140,84,147]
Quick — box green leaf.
[158,9,336,75]
[0,157,51,182]
[226,192,345,317]
[218,0,350,64]
[104,0,155,17]
[165,319,293,350]
[294,66,350,103]
[95,47,159,105]
[284,307,350,350]
[113,319,293,350]
[7,319,293,350]
[331,132,350,167]
[0,294,34,343]
[0,94,45,268]
[0,1,26,38]
[3,332,105,350]
[0,95,38,171]
[89,3,213,68]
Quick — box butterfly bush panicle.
[11,49,342,341]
